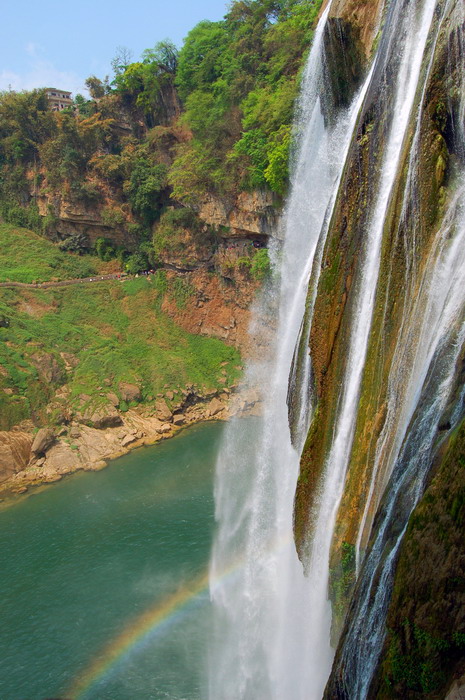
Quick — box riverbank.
[0,384,262,502]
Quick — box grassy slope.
[0,226,241,430]
[0,223,100,283]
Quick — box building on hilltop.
[45,88,73,111]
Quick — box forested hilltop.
[0,0,322,275]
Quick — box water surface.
[0,421,223,700]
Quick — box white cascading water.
[208,3,372,698]
[354,0,460,568]
[309,0,437,588]
[334,2,465,695]
[209,0,465,697]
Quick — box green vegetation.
[329,541,356,637]
[0,275,240,430]
[172,0,324,200]
[0,1,324,276]
[0,223,98,282]
[375,420,465,698]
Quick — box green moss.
[329,541,357,638]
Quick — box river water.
[0,421,224,700]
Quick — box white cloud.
[0,45,87,97]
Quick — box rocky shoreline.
[0,384,262,502]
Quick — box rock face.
[0,431,32,483]
[37,195,132,248]
[198,190,278,239]
[31,428,55,456]
[291,0,465,694]
[328,0,384,59]
[368,421,465,699]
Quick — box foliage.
[124,251,149,274]
[112,40,179,127]
[251,247,271,279]
[124,158,168,223]
[0,0,325,275]
[58,232,90,254]
[94,237,116,261]
[172,0,324,197]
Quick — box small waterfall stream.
[208,0,465,698]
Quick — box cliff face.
[0,431,32,483]
[291,0,465,694]
[369,419,465,699]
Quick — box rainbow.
[66,532,291,698]
[67,570,210,699]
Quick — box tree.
[85,76,106,100]
[111,46,134,76]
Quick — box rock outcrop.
[0,431,32,483]
[0,383,263,498]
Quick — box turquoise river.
[0,421,226,700]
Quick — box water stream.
[208,4,372,698]
[209,0,464,698]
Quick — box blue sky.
[0,0,229,96]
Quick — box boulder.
[119,382,141,403]
[172,414,186,426]
[207,398,224,417]
[155,400,172,422]
[79,404,123,429]
[121,434,137,447]
[0,431,32,482]
[158,423,172,434]
[106,392,120,407]
[31,428,55,456]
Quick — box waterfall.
[209,0,465,697]
[327,1,465,695]
[208,3,371,698]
